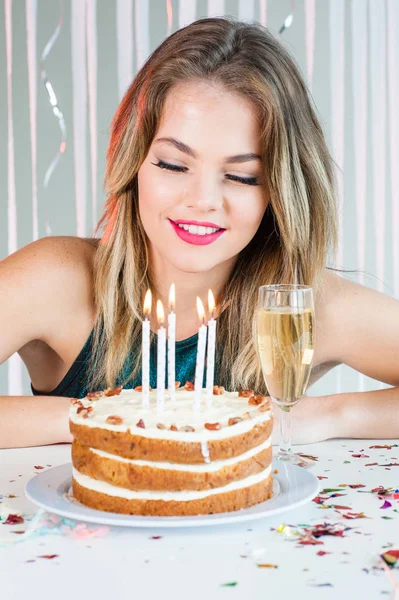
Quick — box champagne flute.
[257,284,315,466]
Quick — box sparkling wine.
[257,307,314,407]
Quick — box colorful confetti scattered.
[257,563,278,568]
[370,445,398,450]
[220,582,238,587]
[380,550,399,567]
[3,514,24,525]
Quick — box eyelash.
[151,160,260,187]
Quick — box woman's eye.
[226,174,260,187]
[151,160,187,173]
[151,160,260,186]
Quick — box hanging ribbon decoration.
[40,0,67,188]
[279,1,296,35]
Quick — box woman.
[1,17,398,449]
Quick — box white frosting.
[89,436,271,472]
[72,464,272,501]
[201,440,211,464]
[69,387,271,442]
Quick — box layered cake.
[69,383,274,516]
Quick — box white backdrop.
[0,0,398,398]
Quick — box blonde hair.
[87,16,338,395]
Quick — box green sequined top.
[31,328,222,400]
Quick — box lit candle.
[156,300,166,412]
[167,283,176,402]
[206,289,217,409]
[194,297,207,413]
[142,289,152,409]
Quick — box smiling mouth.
[174,223,222,236]
[169,219,226,245]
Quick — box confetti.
[380,550,399,567]
[316,551,331,556]
[3,514,24,525]
[352,454,370,458]
[38,554,59,559]
[220,582,238,587]
[348,484,366,489]
[296,453,318,462]
[380,501,392,510]
[304,523,348,538]
[341,511,369,520]
[34,466,45,470]
[370,444,398,450]
[309,583,334,587]
[257,563,278,569]
[150,536,163,540]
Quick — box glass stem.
[279,406,292,457]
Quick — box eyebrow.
[154,137,262,164]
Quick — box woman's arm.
[271,386,399,445]
[0,395,73,448]
[282,271,399,444]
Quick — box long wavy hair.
[86,16,338,395]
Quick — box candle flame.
[208,289,215,318]
[169,283,175,311]
[157,299,165,326]
[143,289,152,318]
[196,297,205,325]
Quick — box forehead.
[155,80,261,154]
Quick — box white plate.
[25,459,319,528]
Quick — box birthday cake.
[69,383,274,516]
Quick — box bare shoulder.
[0,236,99,362]
[314,268,399,385]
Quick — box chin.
[170,256,222,274]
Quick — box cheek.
[138,166,175,223]
[230,193,268,233]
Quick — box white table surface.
[1,440,398,600]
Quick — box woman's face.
[138,80,269,275]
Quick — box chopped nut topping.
[181,425,195,432]
[259,401,271,412]
[248,394,266,406]
[238,389,254,398]
[213,385,225,395]
[70,398,82,407]
[136,419,145,428]
[228,416,243,426]
[156,423,166,430]
[77,405,93,415]
[86,390,104,400]
[106,415,123,425]
[175,381,181,389]
[184,381,194,391]
[135,385,153,392]
[204,422,221,431]
[241,412,251,420]
[169,424,178,431]
[104,385,123,397]
[79,408,93,419]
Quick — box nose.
[182,174,224,213]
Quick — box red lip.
[173,219,225,229]
[169,219,226,246]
